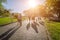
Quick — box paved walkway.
[0,20,50,40]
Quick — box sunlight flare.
[28,0,38,8]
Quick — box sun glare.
[28,0,38,8]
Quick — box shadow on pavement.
[31,22,38,33]
[0,27,15,39]
[26,21,39,33]
[34,22,40,26]
[26,22,30,30]
[1,26,20,40]
[39,21,44,26]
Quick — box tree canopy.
[0,0,7,8]
[46,0,60,21]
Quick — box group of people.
[15,14,44,33]
[16,14,44,26]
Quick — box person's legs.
[19,20,22,26]
[17,19,19,26]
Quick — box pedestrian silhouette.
[17,14,22,27]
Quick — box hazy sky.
[2,0,45,13]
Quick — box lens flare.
[28,0,38,8]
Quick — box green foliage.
[0,0,7,8]
[0,0,6,3]
[0,0,9,17]
[0,9,10,17]
[0,17,11,25]
[0,17,17,25]
[46,21,60,40]
[46,0,60,21]
[46,0,56,7]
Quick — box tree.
[46,0,60,21]
[0,0,7,8]
[0,9,10,17]
[3,9,10,17]
[23,5,48,19]
[0,0,8,17]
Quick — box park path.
[0,20,51,40]
[0,23,17,35]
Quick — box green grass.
[45,21,60,40]
[0,17,26,26]
[0,17,17,25]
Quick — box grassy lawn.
[45,21,60,40]
[0,17,17,26]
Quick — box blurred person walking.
[18,14,22,26]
